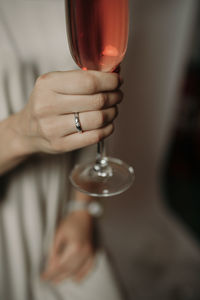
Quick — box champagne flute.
[65,0,134,197]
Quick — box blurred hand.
[42,211,95,283]
[17,70,123,155]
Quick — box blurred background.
[99,1,200,299]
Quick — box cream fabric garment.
[0,1,122,299]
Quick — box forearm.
[0,113,32,175]
[66,189,93,217]
[68,189,103,219]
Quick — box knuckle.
[84,73,98,93]
[35,75,43,87]
[111,73,119,90]
[32,100,42,119]
[35,75,46,88]
[38,119,52,139]
[31,93,52,119]
[96,93,107,109]
[109,123,115,135]
[97,111,106,126]
[94,130,103,143]
[89,131,102,144]
[35,72,52,86]
[104,123,114,138]
[109,107,117,122]
[32,104,48,120]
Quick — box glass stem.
[97,140,106,162]
[93,141,113,177]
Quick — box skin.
[42,207,95,283]
[0,70,123,283]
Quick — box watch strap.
[67,200,103,217]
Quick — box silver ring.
[74,112,83,133]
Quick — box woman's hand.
[42,211,95,283]
[17,70,123,155]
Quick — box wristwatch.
[67,200,104,218]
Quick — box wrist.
[70,209,92,220]
[72,190,94,204]
[10,111,36,157]
[67,199,104,218]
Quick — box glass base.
[69,157,135,197]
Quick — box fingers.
[78,107,118,132]
[43,244,81,281]
[52,123,114,153]
[52,255,95,284]
[37,70,121,95]
[54,90,123,114]
[73,256,95,282]
[48,251,89,283]
[28,69,123,154]
[49,106,118,137]
[34,115,114,154]
[42,244,94,283]
[44,253,94,284]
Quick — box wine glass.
[65,0,134,197]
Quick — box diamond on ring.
[74,112,83,133]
